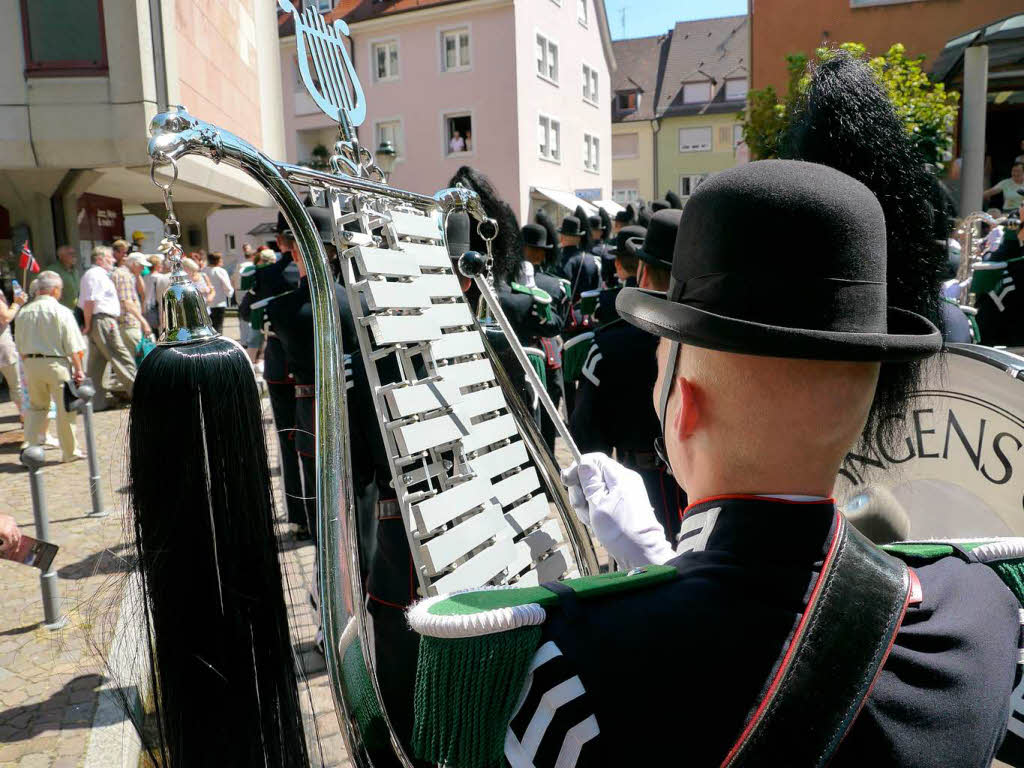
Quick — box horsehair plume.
[665,190,683,210]
[448,166,524,284]
[129,337,309,768]
[534,208,561,267]
[781,49,947,457]
[598,206,612,239]
[573,205,592,252]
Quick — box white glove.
[561,453,676,569]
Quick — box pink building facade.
[281,0,614,222]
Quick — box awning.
[932,13,1024,83]
[593,199,625,216]
[248,222,277,236]
[531,186,598,216]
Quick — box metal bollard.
[20,446,67,630]
[67,379,109,518]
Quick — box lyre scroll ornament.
[278,0,366,136]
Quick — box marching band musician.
[591,223,645,325]
[556,215,600,301]
[570,209,686,542]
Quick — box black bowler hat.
[608,224,646,257]
[276,206,337,242]
[587,215,602,230]
[614,209,632,224]
[616,160,942,362]
[559,216,583,236]
[650,199,670,212]
[521,223,552,250]
[626,210,680,270]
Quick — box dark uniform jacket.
[238,252,300,383]
[558,246,600,301]
[593,275,636,325]
[505,496,1021,768]
[569,318,684,539]
[976,233,1024,347]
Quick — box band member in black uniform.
[592,223,646,325]
[570,210,685,542]
[612,208,632,238]
[534,209,562,275]
[238,213,306,535]
[976,202,1024,347]
[557,215,599,300]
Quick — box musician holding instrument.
[409,159,1024,768]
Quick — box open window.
[445,113,473,155]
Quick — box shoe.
[43,435,60,449]
[62,451,86,463]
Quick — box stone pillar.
[960,45,989,216]
[142,201,220,252]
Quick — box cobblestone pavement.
[0,314,595,768]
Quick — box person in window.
[464,130,472,152]
[449,130,465,154]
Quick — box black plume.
[598,206,612,238]
[573,205,592,251]
[625,203,638,224]
[781,50,946,456]
[637,206,652,228]
[448,166,523,284]
[535,208,561,265]
[666,190,683,209]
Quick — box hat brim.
[616,287,942,362]
[625,238,671,270]
[525,242,553,250]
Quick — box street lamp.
[375,140,396,180]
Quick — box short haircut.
[643,262,671,292]
[112,239,129,251]
[616,253,639,274]
[181,258,199,272]
[207,252,223,266]
[92,245,112,264]
[35,270,62,294]
[1014,162,1024,172]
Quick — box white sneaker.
[43,434,59,449]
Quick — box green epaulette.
[511,282,556,326]
[407,565,677,768]
[885,537,1024,604]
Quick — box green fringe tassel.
[989,558,1024,606]
[413,626,543,768]
[340,636,389,751]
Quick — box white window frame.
[535,31,559,85]
[442,109,474,158]
[369,37,400,82]
[584,133,600,173]
[440,25,472,73]
[612,132,639,159]
[374,117,404,163]
[582,62,599,106]
[733,124,744,150]
[683,81,713,104]
[725,77,748,101]
[538,113,561,163]
[612,185,639,204]
[678,126,713,153]
[577,0,588,27]
[680,174,709,197]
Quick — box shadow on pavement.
[0,674,135,741]
[0,621,42,637]
[57,542,134,580]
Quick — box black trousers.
[295,395,317,543]
[209,306,225,334]
[267,380,306,528]
[538,366,564,453]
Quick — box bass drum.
[835,344,1024,538]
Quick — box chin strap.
[654,340,680,466]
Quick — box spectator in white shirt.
[79,245,135,411]
[984,162,1024,212]
[203,252,234,334]
[144,254,171,335]
[449,131,465,154]
[15,271,87,461]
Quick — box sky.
[604,0,748,40]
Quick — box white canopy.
[593,199,625,216]
[531,186,598,217]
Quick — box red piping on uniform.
[720,510,843,767]
[368,593,408,610]
[684,493,836,518]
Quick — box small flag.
[19,242,39,274]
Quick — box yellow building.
[612,16,748,206]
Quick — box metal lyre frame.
[146,4,597,765]
[954,211,1012,311]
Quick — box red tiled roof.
[279,0,470,37]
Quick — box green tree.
[741,43,958,169]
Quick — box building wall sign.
[575,188,601,201]
[76,193,125,243]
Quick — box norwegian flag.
[18,242,39,274]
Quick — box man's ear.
[673,376,700,440]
